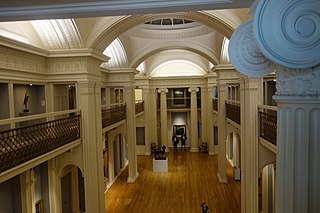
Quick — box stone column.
[77,81,105,213]
[201,86,208,145]
[217,74,227,183]
[158,88,168,149]
[123,84,139,183]
[239,77,262,213]
[142,87,151,155]
[274,66,320,213]
[207,85,215,155]
[20,170,35,213]
[8,81,15,128]
[188,87,199,152]
[149,88,158,146]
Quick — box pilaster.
[188,87,199,152]
[158,88,168,149]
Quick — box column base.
[190,147,199,152]
[217,172,228,183]
[127,172,139,183]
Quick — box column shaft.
[217,81,227,183]
[158,88,168,149]
[124,85,139,182]
[189,87,199,152]
[240,77,262,213]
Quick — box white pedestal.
[153,158,168,173]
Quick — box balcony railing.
[166,97,190,109]
[226,100,241,125]
[0,109,81,173]
[259,105,277,146]
[102,103,126,128]
[213,98,218,112]
[135,100,144,114]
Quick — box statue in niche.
[23,92,30,112]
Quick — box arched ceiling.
[90,11,240,52]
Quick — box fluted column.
[240,77,262,213]
[78,81,105,213]
[201,86,208,146]
[20,170,35,213]
[149,89,158,146]
[188,87,199,152]
[217,77,227,183]
[142,88,151,155]
[158,88,168,149]
[274,66,320,213]
[124,84,139,182]
[207,85,215,155]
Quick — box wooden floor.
[105,150,241,213]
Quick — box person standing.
[172,134,178,151]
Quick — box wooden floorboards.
[105,150,241,213]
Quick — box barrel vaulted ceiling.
[0,2,251,76]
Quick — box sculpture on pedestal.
[23,92,30,112]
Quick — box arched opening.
[60,165,85,213]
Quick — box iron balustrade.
[226,101,241,125]
[135,100,144,114]
[102,103,126,128]
[0,114,81,173]
[259,106,277,146]
[213,98,218,112]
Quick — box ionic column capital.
[157,88,168,94]
[274,65,320,102]
[188,87,199,93]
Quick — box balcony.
[135,100,144,114]
[213,98,218,112]
[0,109,81,174]
[258,105,277,146]
[102,103,126,128]
[226,100,241,125]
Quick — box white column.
[239,77,262,213]
[142,87,151,155]
[201,86,208,145]
[158,88,168,149]
[188,87,199,152]
[149,88,158,146]
[20,170,35,213]
[217,79,227,183]
[107,131,115,183]
[274,66,320,213]
[207,85,215,155]
[78,81,105,213]
[48,159,62,213]
[124,85,139,183]
[8,81,15,128]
